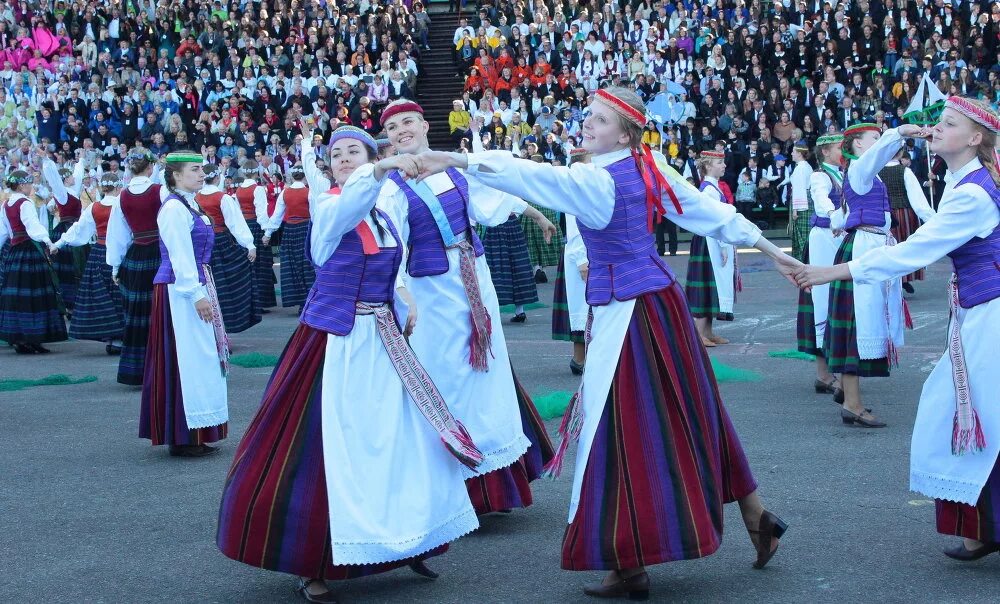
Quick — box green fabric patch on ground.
[499,302,548,313]
[534,390,574,419]
[767,349,816,362]
[230,353,279,368]
[710,358,763,382]
[0,374,98,392]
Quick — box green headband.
[165,152,204,163]
[6,173,33,185]
[816,134,844,146]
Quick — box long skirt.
[278,221,316,308]
[795,243,822,356]
[480,216,538,307]
[217,325,457,578]
[822,232,890,377]
[891,207,925,283]
[685,235,733,321]
[68,242,124,342]
[561,285,757,570]
[118,243,161,385]
[0,242,9,288]
[50,220,83,310]
[790,208,813,262]
[936,459,1000,543]
[467,367,554,514]
[521,204,564,268]
[138,285,227,446]
[551,256,584,343]
[248,219,277,309]
[0,240,67,344]
[210,230,261,333]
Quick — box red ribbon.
[328,185,380,255]
[632,144,682,233]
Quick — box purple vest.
[300,209,403,336]
[153,195,214,285]
[810,169,844,228]
[843,172,889,230]
[387,168,483,277]
[947,167,1000,309]
[577,157,677,305]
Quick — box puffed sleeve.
[252,185,268,226]
[564,214,588,268]
[810,171,835,217]
[157,199,208,303]
[847,128,904,195]
[310,163,384,265]
[104,203,132,274]
[20,198,53,245]
[302,142,332,194]
[903,167,935,222]
[41,158,68,205]
[54,203,96,248]
[265,190,285,236]
[69,158,85,198]
[221,194,255,250]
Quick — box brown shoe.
[748,510,788,569]
[709,335,730,345]
[701,336,717,348]
[583,571,649,600]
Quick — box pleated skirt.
[50,220,83,309]
[216,324,445,579]
[0,240,67,344]
[210,230,261,334]
[790,209,813,263]
[551,256,585,343]
[891,208,925,283]
[139,284,227,446]
[795,243,822,356]
[248,220,277,309]
[521,205,564,268]
[278,221,316,308]
[936,457,1000,543]
[480,216,538,307]
[69,243,124,341]
[684,235,732,321]
[118,242,161,385]
[561,285,757,570]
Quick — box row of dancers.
[2,90,998,600]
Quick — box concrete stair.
[418,9,465,150]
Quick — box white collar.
[287,182,306,188]
[99,195,117,206]
[946,157,983,184]
[201,184,221,194]
[6,193,27,206]
[240,179,257,187]
[703,175,720,185]
[590,147,632,168]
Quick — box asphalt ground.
[1,249,998,603]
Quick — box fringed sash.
[947,275,986,455]
[203,265,230,377]
[357,301,484,469]
[542,309,594,478]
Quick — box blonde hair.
[697,154,724,172]
[962,98,1000,186]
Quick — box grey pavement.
[2,250,998,603]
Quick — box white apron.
[808,226,845,347]
[850,226,904,359]
[706,237,736,315]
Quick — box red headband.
[701,150,725,159]
[946,96,1000,133]
[595,89,646,129]
[379,101,424,126]
[844,123,881,137]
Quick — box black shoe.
[570,359,584,375]
[29,344,51,354]
[669,250,678,256]
[510,313,526,323]
[944,541,1000,561]
[408,561,439,579]
[833,388,845,405]
[168,444,220,458]
[13,343,36,354]
[106,343,122,356]
[840,409,886,428]
[903,282,915,294]
[296,578,339,603]
[534,269,548,283]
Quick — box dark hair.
[128,153,153,175]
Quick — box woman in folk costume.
[787,142,815,262]
[795,97,1000,561]
[234,164,277,310]
[685,150,739,347]
[551,147,592,375]
[881,148,936,294]
[264,165,315,310]
[50,172,124,355]
[796,133,847,399]
[377,99,555,515]
[218,128,480,604]
[107,150,167,385]
[0,170,67,354]
[411,87,798,599]
[140,151,229,458]
[195,165,260,333]
[40,154,85,310]
[822,123,913,428]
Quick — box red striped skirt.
[561,284,757,570]
[936,458,1000,543]
[891,208,925,283]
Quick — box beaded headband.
[379,100,424,126]
[816,133,844,146]
[946,96,1000,133]
[700,150,725,159]
[6,171,33,185]
[844,123,880,137]
[165,152,204,163]
[329,125,378,152]
[126,149,155,163]
[594,89,647,129]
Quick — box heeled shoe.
[814,379,837,394]
[943,541,1000,561]
[570,359,585,375]
[748,510,788,569]
[295,578,339,603]
[700,336,717,348]
[510,313,527,323]
[583,571,650,600]
[168,444,220,458]
[833,388,845,405]
[840,409,886,428]
[408,561,439,579]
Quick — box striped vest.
[153,196,215,285]
[947,167,1000,309]
[120,184,162,245]
[387,168,483,277]
[843,171,890,230]
[577,157,677,305]
[300,209,402,336]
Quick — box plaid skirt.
[479,216,538,307]
[795,243,821,356]
[561,285,757,570]
[139,284,227,446]
[551,256,584,343]
[521,204,564,268]
[278,221,316,308]
[216,324,445,578]
[0,240,67,344]
[50,221,83,310]
[891,208,925,283]
[936,456,1000,542]
[118,242,161,386]
[790,209,813,263]
[684,235,733,321]
[822,232,890,377]
[211,230,261,334]
[0,242,9,290]
[248,220,277,309]
[69,243,124,342]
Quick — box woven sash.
[203,265,231,377]
[947,275,986,455]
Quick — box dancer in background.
[219,127,478,603]
[787,143,814,262]
[196,164,260,333]
[140,151,228,458]
[50,173,124,354]
[107,150,166,385]
[41,153,86,311]
[551,147,591,375]
[234,165,277,311]
[795,97,1000,561]
[411,87,795,599]
[881,148,935,294]
[0,170,66,354]
[264,165,315,310]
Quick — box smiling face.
[581,101,631,154]
[930,107,982,159]
[329,137,374,185]
[382,111,429,154]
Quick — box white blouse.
[0,195,52,247]
[239,179,270,225]
[810,163,843,220]
[105,176,170,275]
[199,184,255,250]
[54,196,117,249]
[158,191,211,304]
